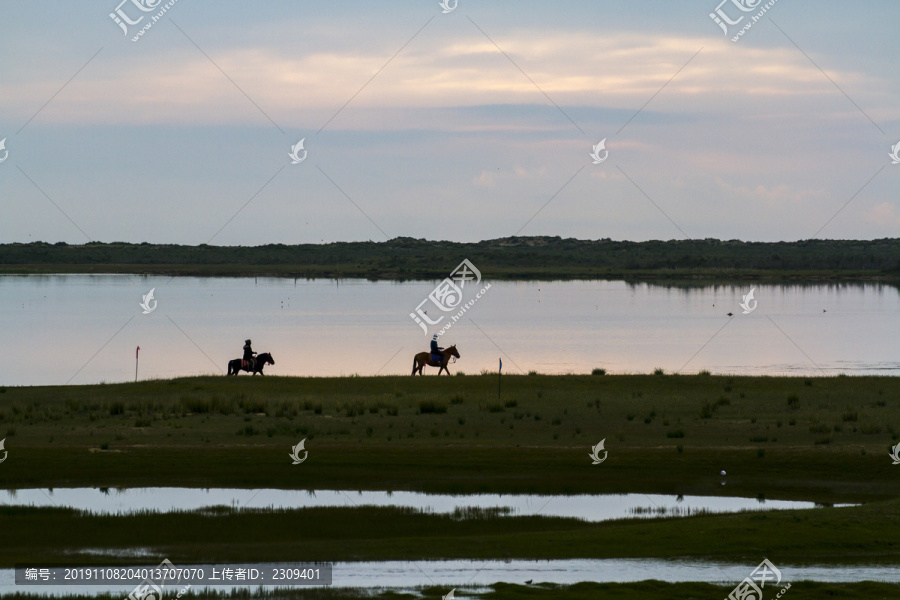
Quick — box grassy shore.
[2,262,894,282]
[1,374,898,499]
[3,499,900,566]
[2,374,899,570]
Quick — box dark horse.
[412,345,460,376]
[227,352,275,376]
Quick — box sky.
[1,0,898,245]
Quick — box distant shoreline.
[1,237,898,281]
[1,264,897,283]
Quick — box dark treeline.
[1,237,899,280]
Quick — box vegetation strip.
[1,375,898,501]
[2,499,899,566]
[3,374,899,573]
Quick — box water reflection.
[1,275,898,384]
[0,488,852,521]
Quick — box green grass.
[3,374,900,573]
[1,374,898,501]
[3,498,900,566]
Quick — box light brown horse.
[412,345,460,376]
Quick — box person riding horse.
[243,339,256,369]
[430,335,443,363]
[412,344,460,376]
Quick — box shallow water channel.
[2,559,899,596]
[0,487,845,520]
[2,487,875,596]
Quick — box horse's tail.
[411,356,418,376]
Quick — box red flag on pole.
[136,346,140,358]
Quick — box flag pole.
[498,357,502,400]
[135,346,140,383]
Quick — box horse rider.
[243,339,256,368]
[430,334,444,362]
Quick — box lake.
[0,487,875,595]
[1,275,898,385]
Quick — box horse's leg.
[415,358,427,376]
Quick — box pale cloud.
[713,178,827,206]
[865,202,900,226]
[473,164,548,186]
[1,31,887,127]
[3,2,896,245]
[587,169,625,181]
[474,169,496,186]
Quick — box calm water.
[0,488,876,594]
[1,275,898,385]
[0,488,845,519]
[3,559,899,596]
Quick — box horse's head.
[447,345,460,359]
[260,352,275,365]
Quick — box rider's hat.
[245,339,252,344]
[433,334,438,340]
